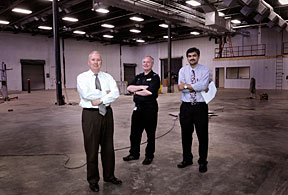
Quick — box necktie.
[95,74,106,116]
[190,70,197,104]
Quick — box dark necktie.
[190,70,197,104]
[95,74,106,116]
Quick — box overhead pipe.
[94,0,222,34]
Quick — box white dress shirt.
[178,64,210,103]
[77,69,119,108]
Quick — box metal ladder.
[275,56,284,90]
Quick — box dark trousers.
[82,107,115,184]
[179,102,209,164]
[129,105,158,159]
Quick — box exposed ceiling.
[0,0,287,46]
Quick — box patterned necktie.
[95,74,106,116]
[190,70,197,104]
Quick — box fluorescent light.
[190,31,200,35]
[163,35,172,38]
[159,23,168,28]
[0,20,9,24]
[136,39,145,43]
[101,24,115,28]
[231,19,241,24]
[38,26,52,30]
[73,30,86,35]
[186,0,201,6]
[62,17,78,22]
[12,8,32,14]
[218,12,225,17]
[96,8,109,13]
[130,29,141,33]
[103,34,113,38]
[130,16,144,22]
[279,0,288,5]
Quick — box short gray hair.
[88,51,101,59]
[143,56,154,64]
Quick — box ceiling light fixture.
[186,0,201,6]
[103,34,113,38]
[218,12,225,17]
[12,8,32,14]
[130,16,144,22]
[231,19,241,24]
[163,35,172,38]
[159,24,169,28]
[96,8,109,13]
[136,39,145,43]
[0,20,9,24]
[101,24,115,28]
[62,17,78,22]
[279,0,288,5]
[190,31,200,35]
[38,26,52,30]
[130,29,141,33]
[73,30,86,35]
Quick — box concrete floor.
[0,88,288,195]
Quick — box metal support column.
[53,0,64,105]
[167,23,172,93]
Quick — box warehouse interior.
[1,0,288,194]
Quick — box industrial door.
[21,59,45,91]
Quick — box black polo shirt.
[129,70,160,105]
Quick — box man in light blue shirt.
[177,47,210,173]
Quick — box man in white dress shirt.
[77,51,122,192]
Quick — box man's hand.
[106,90,111,94]
[205,88,209,93]
[91,99,102,106]
[140,85,148,90]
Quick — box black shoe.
[123,154,139,161]
[142,157,153,165]
[199,164,207,173]
[104,177,122,185]
[89,183,99,192]
[177,160,193,168]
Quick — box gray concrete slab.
[0,89,288,195]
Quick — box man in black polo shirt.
[123,56,160,165]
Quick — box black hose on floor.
[0,116,178,169]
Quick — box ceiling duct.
[94,0,231,33]
[267,11,279,28]
[226,0,288,31]
[205,11,231,32]
[240,6,254,16]
[223,0,239,7]
[278,17,287,28]
[239,0,259,16]
[240,0,259,8]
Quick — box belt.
[182,102,206,106]
[83,105,110,111]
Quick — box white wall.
[1,27,287,91]
[0,32,121,91]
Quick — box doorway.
[160,57,183,85]
[21,59,45,91]
[124,63,136,84]
[215,67,224,88]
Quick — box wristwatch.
[184,84,188,89]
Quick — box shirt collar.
[88,69,103,76]
[189,64,199,71]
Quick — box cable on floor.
[0,115,178,169]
